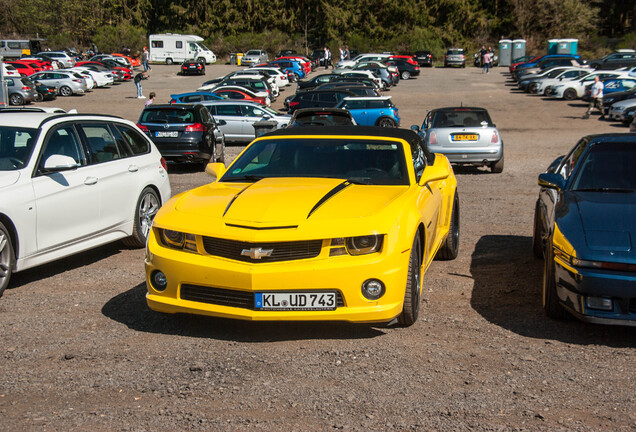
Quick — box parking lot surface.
[1,64,635,431]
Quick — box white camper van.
[149,34,217,65]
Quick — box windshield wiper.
[574,188,634,193]
[223,175,265,182]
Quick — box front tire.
[9,94,24,105]
[59,86,73,97]
[0,221,15,298]
[436,192,459,260]
[123,187,161,248]
[563,88,576,100]
[398,234,422,326]
[532,203,544,258]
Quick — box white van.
[149,34,217,65]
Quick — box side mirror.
[205,162,225,180]
[410,124,420,132]
[43,155,79,172]
[538,172,565,190]
[419,155,451,186]
[217,119,227,126]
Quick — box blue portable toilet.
[498,39,512,66]
[557,38,578,55]
[548,39,559,54]
[512,39,526,62]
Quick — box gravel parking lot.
[1,63,635,431]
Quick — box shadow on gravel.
[470,235,636,347]
[102,283,387,341]
[167,163,206,174]
[452,166,492,175]
[8,243,124,289]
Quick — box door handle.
[84,177,98,185]
[128,165,139,172]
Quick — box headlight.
[345,235,383,255]
[160,229,198,252]
[162,229,184,248]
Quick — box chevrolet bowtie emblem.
[241,247,274,259]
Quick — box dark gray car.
[6,77,38,105]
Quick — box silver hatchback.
[29,71,87,96]
[412,107,504,173]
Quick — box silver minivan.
[29,71,87,96]
[201,100,289,143]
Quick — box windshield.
[571,142,636,192]
[222,138,409,185]
[246,50,261,56]
[0,126,39,170]
[196,43,209,51]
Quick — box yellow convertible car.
[145,126,459,326]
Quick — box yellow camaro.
[145,126,459,326]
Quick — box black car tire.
[401,71,410,80]
[0,221,15,298]
[9,94,24,106]
[59,86,73,97]
[398,234,422,327]
[490,155,504,173]
[34,92,44,102]
[123,187,160,248]
[532,203,544,259]
[563,88,577,100]
[166,58,173,65]
[376,117,397,128]
[196,57,206,64]
[543,242,568,319]
[436,192,459,260]
[528,83,537,93]
[215,140,225,164]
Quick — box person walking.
[134,71,148,99]
[482,50,491,74]
[583,76,604,119]
[142,46,151,72]
[145,92,156,106]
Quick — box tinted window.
[0,126,38,170]
[176,41,183,49]
[215,105,242,116]
[80,124,122,164]
[571,142,636,190]
[114,124,149,155]
[432,110,492,128]
[151,40,163,48]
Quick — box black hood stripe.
[307,180,352,219]
[223,183,255,217]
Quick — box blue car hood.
[572,192,636,254]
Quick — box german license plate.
[189,65,196,68]
[155,131,178,138]
[452,134,478,141]
[255,292,337,311]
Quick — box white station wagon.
[0,109,171,297]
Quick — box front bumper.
[145,231,410,323]
[554,259,636,326]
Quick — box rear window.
[432,110,493,128]
[141,108,196,123]
[447,49,464,55]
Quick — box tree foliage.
[0,0,632,57]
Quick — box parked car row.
[509,51,636,130]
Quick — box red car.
[389,55,418,66]
[212,88,268,106]
[76,61,132,80]
[509,55,541,73]
[6,61,39,76]
[276,56,311,75]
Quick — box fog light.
[362,279,385,300]
[151,270,168,291]
[585,296,613,311]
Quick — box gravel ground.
[1,63,635,432]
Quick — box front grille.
[629,298,636,314]
[201,237,323,263]
[180,285,345,310]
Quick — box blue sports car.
[336,96,400,127]
[533,134,636,325]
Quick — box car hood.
[558,192,636,259]
[161,177,408,239]
[0,171,20,189]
